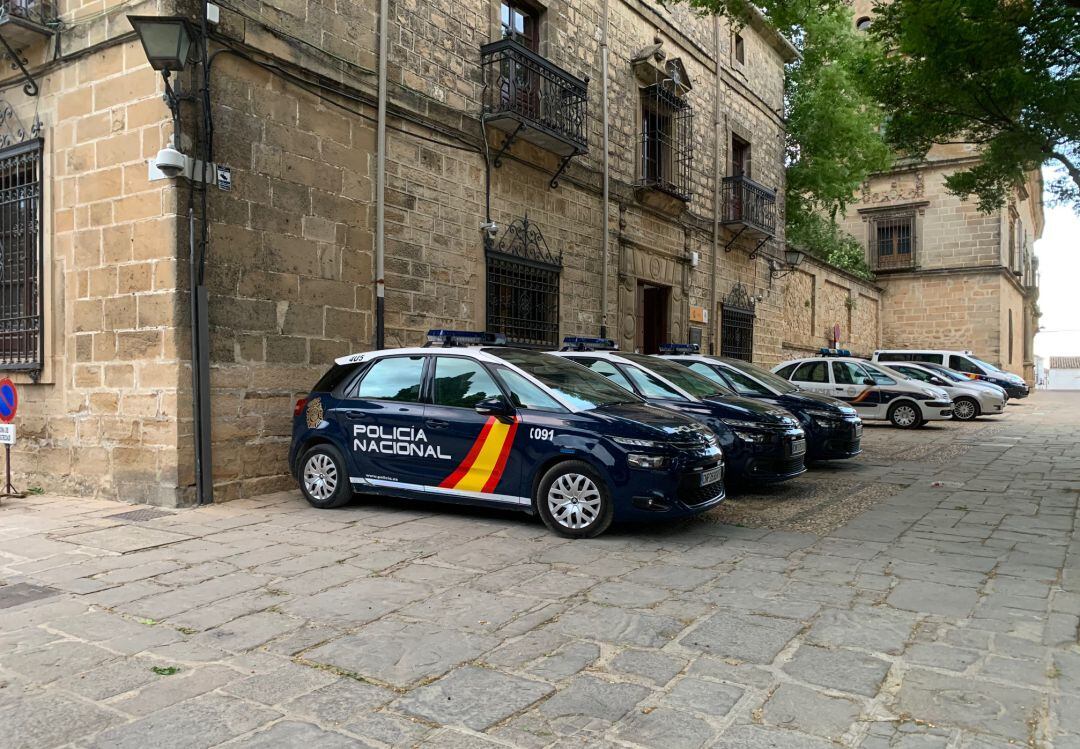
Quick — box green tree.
[674,0,891,276]
[869,0,1080,211]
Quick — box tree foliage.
[868,0,1080,212]
[674,0,891,276]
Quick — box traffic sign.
[0,424,14,445]
[0,378,17,424]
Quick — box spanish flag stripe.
[851,389,874,404]
[481,418,519,494]
[454,420,513,492]
[439,416,495,489]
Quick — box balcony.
[0,0,56,48]
[480,38,587,186]
[721,175,777,238]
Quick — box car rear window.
[312,362,362,393]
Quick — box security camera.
[480,221,498,236]
[154,145,188,178]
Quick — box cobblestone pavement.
[2,392,1079,748]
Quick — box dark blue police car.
[551,339,807,484]
[659,347,863,461]
[289,331,725,537]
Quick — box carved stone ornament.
[859,171,925,204]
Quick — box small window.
[912,353,943,364]
[495,366,566,412]
[869,211,916,270]
[638,85,693,200]
[577,358,635,393]
[734,33,745,64]
[875,352,905,362]
[433,357,501,409]
[949,355,980,374]
[687,362,730,387]
[859,363,897,386]
[894,366,931,382]
[856,16,872,31]
[730,134,751,178]
[0,139,43,373]
[622,364,685,400]
[356,356,425,402]
[500,0,539,51]
[775,363,798,379]
[792,361,828,383]
[717,366,770,396]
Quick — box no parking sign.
[0,378,18,424]
[0,378,23,500]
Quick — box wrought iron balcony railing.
[721,175,776,237]
[0,0,57,43]
[480,38,588,159]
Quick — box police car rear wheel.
[299,445,352,509]
[952,397,978,421]
[536,461,613,538]
[888,402,920,429]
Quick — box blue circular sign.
[0,379,17,423]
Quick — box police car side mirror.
[929,377,946,386]
[475,396,513,416]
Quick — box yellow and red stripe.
[440,416,519,494]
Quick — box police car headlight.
[627,454,669,469]
[803,409,842,429]
[721,420,769,444]
[612,436,663,449]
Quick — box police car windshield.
[619,353,728,399]
[487,348,641,410]
[972,356,1001,372]
[926,365,966,382]
[717,357,797,394]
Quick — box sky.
[1033,182,1080,361]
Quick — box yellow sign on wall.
[689,306,708,324]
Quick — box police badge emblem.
[305,398,324,428]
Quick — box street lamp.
[769,247,806,279]
[127,16,196,72]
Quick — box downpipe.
[374,0,388,348]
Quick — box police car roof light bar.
[819,347,852,357]
[658,343,700,354]
[425,330,507,347]
[561,336,618,352]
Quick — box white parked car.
[772,354,953,429]
[880,362,1005,421]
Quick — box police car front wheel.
[536,461,613,538]
[299,444,353,509]
[887,402,920,429]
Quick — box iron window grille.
[720,283,755,362]
[0,138,42,374]
[638,83,693,201]
[869,211,916,270]
[485,216,561,348]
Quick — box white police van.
[871,349,1029,399]
[772,350,953,428]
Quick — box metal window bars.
[870,212,916,270]
[637,83,693,201]
[485,216,562,348]
[720,175,776,237]
[720,283,755,362]
[0,139,42,374]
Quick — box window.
[775,363,798,379]
[490,348,638,410]
[486,218,561,348]
[500,0,538,50]
[859,363,897,386]
[720,305,754,362]
[638,84,693,200]
[687,362,730,387]
[833,361,869,385]
[716,366,770,396]
[869,211,916,270]
[1008,215,1016,270]
[792,361,828,383]
[622,364,685,400]
[494,366,566,412]
[433,357,501,409]
[911,353,943,364]
[619,352,728,399]
[893,365,932,383]
[730,134,750,178]
[0,140,43,373]
[856,16,871,31]
[576,358,634,393]
[949,355,980,374]
[734,33,745,64]
[356,356,425,402]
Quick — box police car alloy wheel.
[299,444,353,508]
[888,402,920,429]
[952,397,978,421]
[536,460,613,538]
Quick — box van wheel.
[952,397,979,421]
[887,401,920,429]
[536,460,613,538]
[298,444,353,509]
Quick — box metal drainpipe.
[374,0,388,349]
[599,0,610,338]
[709,17,721,355]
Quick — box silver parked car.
[880,363,1005,421]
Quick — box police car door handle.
[343,410,370,419]
[424,419,450,429]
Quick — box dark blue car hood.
[767,390,855,414]
[588,402,713,438]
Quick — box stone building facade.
[842,2,1043,382]
[1,0,879,505]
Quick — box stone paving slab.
[0,391,1079,747]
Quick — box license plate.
[700,465,724,486]
[789,438,807,457]
[854,423,863,437]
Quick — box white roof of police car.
[549,349,705,402]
